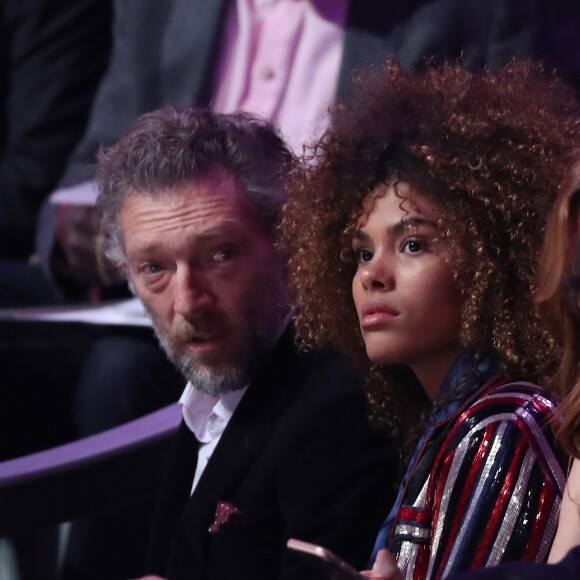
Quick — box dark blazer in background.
[146,328,397,580]
[58,0,580,188]
[0,0,112,259]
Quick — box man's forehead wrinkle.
[123,211,252,262]
[122,191,244,230]
[133,204,235,229]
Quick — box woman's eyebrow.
[352,217,436,240]
[388,217,436,236]
[352,230,369,241]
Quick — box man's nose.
[173,266,213,316]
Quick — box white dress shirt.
[178,315,292,494]
[179,384,248,494]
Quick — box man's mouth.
[177,327,228,355]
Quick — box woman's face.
[351,182,463,399]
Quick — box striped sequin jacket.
[389,376,567,580]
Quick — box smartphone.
[286,538,366,580]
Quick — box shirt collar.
[178,315,293,442]
[430,349,501,426]
[180,383,248,443]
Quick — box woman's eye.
[355,248,373,263]
[403,239,424,254]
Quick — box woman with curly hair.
[279,58,580,579]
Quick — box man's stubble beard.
[148,271,290,398]
[155,324,250,397]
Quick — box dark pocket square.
[208,501,245,533]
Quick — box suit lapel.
[147,420,200,573]
[160,0,229,105]
[180,327,300,532]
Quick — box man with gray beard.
[94,107,396,580]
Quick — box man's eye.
[142,262,163,275]
[214,246,239,262]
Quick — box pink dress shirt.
[212,0,348,154]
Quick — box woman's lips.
[360,302,398,329]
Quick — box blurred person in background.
[0,0,112,301]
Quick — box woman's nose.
[359,256,394,292]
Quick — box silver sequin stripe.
[394,523,431,540]
[486,447,536,566]
[535,495,562,563]
[398,539,420,580]
[476,391,534,405]
[438,420,508,578]
[516,397,566,491]
[414,473,430,508]
[396,477,431,579]
[475,391,564,491]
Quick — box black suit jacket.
[146,328,396,580]
[57,0,580,188]
[0,0,112,258]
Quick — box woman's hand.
[361,549,404,580]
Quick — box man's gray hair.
[96,107,296,266]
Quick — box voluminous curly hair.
[279,58,580,451]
